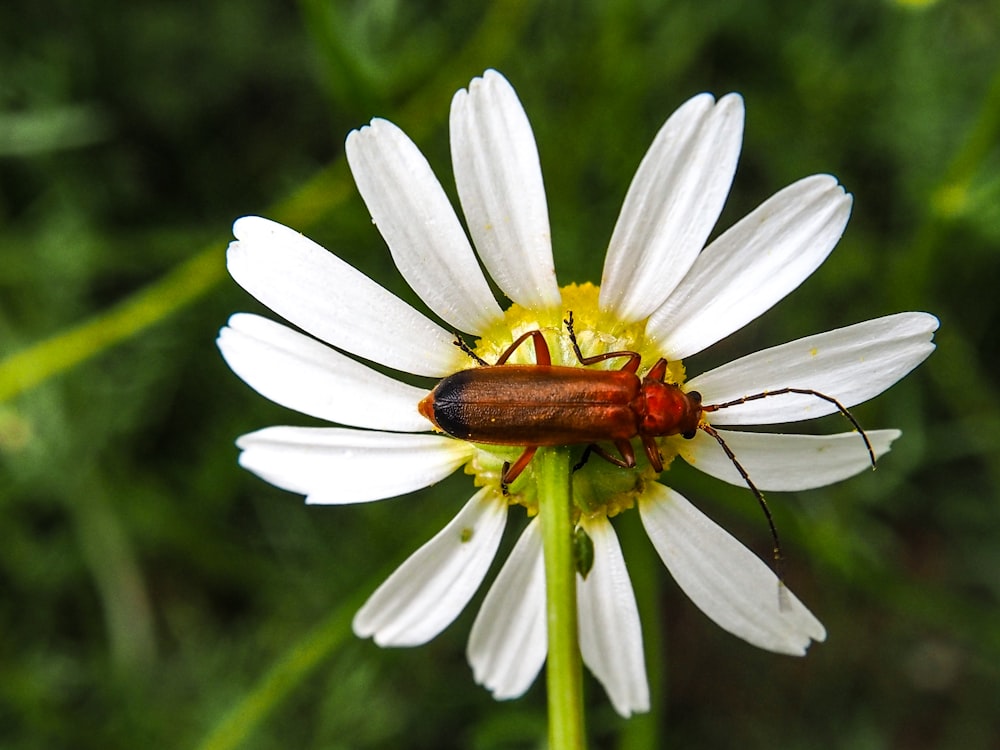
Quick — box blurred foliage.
[1,0,998,748]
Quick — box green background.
[2,0,998,747]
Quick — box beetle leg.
[501,445,539,493]
[641,436,664,472]
[564,311,641,373]
[572,440,636,472]
[614,439,636,468]
[571,446,591,472]
[645,358,669,383]
[495,330,551,366]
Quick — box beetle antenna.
[452,333,489,366]
[699,422,788,601]
[703,388,876,470]
[564,311,585,362]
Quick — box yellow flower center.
[461,283,688,521]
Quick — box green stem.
[537,447,586,750]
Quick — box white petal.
[599,93,744,322]
[236,426,472,504]
[577,517,650,717]
[687,312,939,425]
[218,313,430,432]
[353,488,508,646]
[678,428,901,491]
[647,175,852,359]
[227,216,465,377]
[467,517,547,700]
[450,70,561,309]
[639,484,825,655]
[346,119,504,333]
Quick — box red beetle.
[419,313,874,576]
[419,313,872,487]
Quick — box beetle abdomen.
[420,365,640,446]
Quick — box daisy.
[218,70,937,718]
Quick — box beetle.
[420,312,873,484]
[419,313,874,574]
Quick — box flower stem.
[537,447,586,749]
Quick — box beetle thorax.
[637,380,702,439]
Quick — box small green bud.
[573,526,595,579]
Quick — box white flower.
[218,70,937,718]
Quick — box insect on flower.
[421,311,876,579]
[218,69,939,718]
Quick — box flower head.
[219,70,937,717]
